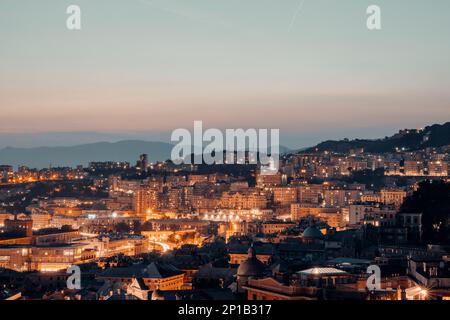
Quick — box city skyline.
[1,0,450,146]
[2,0,450,307]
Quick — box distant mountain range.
[0,140,292,169]
[1,122,448,168]
[0,140,174,168]
[305,122,450,154]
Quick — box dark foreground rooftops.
[99,261,183,279]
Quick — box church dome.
[237,246,266,278]
[302,226,324,239]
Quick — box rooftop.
[99,262,183,279]
[298,267,348,276]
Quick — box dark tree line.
[400,180,450,244]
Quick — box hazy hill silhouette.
[0,140,173,168]
[305,122,450,153]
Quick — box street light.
[420,288,428,300]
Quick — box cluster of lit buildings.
[0,221,147,273]
[0,165,86,184]
[0,140,449,301]
[284,148,449,179]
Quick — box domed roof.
[302,226,324,239]
[237,246,266,277]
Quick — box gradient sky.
[1,0,450,148]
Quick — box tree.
[400,180,450,244]
[114,222,131,234]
